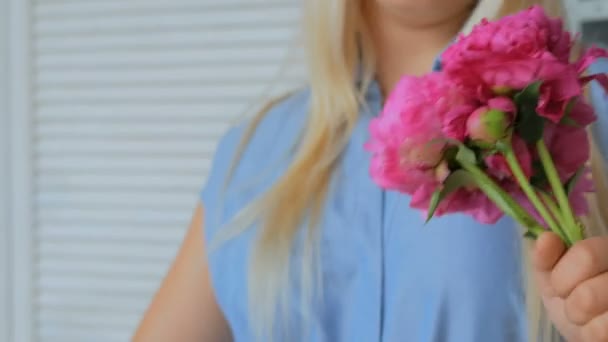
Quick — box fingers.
[533,232,567,273]
[581,311,608,342]
[565,272,608,325]
[551,237,608,298]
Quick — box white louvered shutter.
[32,1,305,341]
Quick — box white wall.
[1,0,11,339]
[8,0,35,340]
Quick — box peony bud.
[492,86,513,96]
[466,107,511,147]
[399,139,445,168]
[435,161,450,183]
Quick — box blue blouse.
[201,60,608,342]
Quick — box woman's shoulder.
[215,87,309,170]
[201,88,310,207]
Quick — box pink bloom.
[536,68,583,122]
[442,6,570,89]
[410,184,504,224]
[367,73,503,222]
[568,170,594,216]
[578,47,608,93]
[441,105,478,141]
[540,8,574,62]
[367,73,454,194]
[566,98,597,126]
[484,136,533,180]
[537,47,607,122]
[546,125,590,181]
[575,46,608,74]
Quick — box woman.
[134,0,608,341]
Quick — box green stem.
[538,191,572,246]
[459,160,545,239]
[536,140,583,244]
[503,145,563,239]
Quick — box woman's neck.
[366,4,474,96]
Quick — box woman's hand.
[533,232,608,342]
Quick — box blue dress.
[201,60,608,342]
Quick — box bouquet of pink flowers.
[367,6,608,246]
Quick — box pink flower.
[367,72,507,223]
[410,185,504,224]
[366,6,606,230]
[367,73,455,194]
[485,136,533,180]
[536,69,583,122]
[441,6,575,94]
[537,47,607,123]
[576,46,608,74]
[546,125,590,181]
[568,170,594,216]
[566,98,597,126]
[539,8,574,62]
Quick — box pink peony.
[566,97,597,126]
[441,6,607,123]
[536,69,583,122]
[568,170,594,216]
[367,73,504,223]
[367,73,457,193]
[367,5,605,228]
[576,46,608,75]
[546,125,590,181]
[537,47,607,122]
[484,136,534,180]
[410,184,504,224]
[442,6,573,93]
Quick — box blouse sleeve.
[590,59,608,159]
[199,124,245,241]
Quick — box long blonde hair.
[236,0,608,340]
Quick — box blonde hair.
[235,0,608,340]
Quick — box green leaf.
[427,189,443,222]
[515,104,545,143]
[514,81,542,104]
[426,170,476,222]
[514,82,545,144]
[560,116,582,128]
[565,166,585,194]
[455,144,477,165]
[559,98,582,128]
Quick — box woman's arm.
[133,204,232,342]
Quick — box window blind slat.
[36,28,295,52]
[36,47,305,69]
[36,7,300,34]
[35,0,294,17]
[36,103,248,121]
